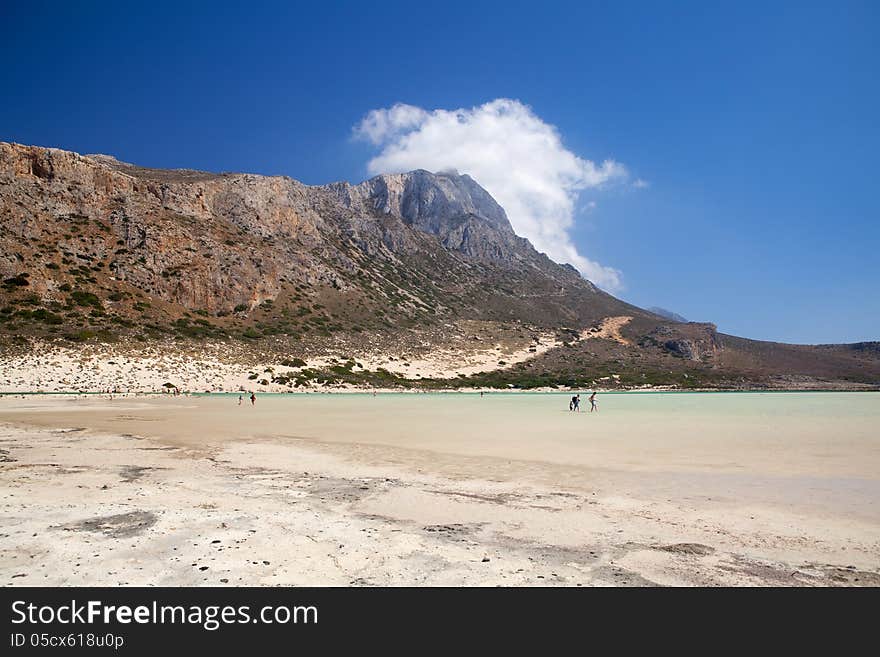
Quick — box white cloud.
[353,99,627,292]
[633,178,650,189]
[354,104,428,145]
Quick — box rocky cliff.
[0,143,602,314]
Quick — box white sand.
[0,333,560,393]
[1,393,878,586]
[580,315,633,344]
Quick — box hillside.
[1,142,878,391]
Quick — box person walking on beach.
[589,391,598,413]
[250,392,256,406]
[238,395,243,406]
[570,395,576,411]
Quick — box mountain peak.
[323,168,526,262]
[331,169,510,229]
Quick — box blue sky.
[2,1,877,343]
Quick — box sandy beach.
[0,330,561,394]
[1,392,878,586]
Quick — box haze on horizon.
[1,0,877,344]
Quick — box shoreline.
[1,386,878,396]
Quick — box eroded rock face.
[0,144,332,313]
[324,170,526,263]
[640,323,723,360]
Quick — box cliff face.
[639,323,723,361]
[1,144,328,313]
[325,170,576,272]
[325,170,527,262]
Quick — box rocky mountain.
[647,306,688,323]
[1,142,878,390]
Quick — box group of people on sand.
[232,390,596,409]
[570,392,598,413]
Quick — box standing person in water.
[250,392,256,406]
[589,391,598,413]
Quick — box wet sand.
[1,393,878,586]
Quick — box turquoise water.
[3,392,877,476]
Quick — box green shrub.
[3,274,30,287]
[31,309,63,325]
[64,329,96,342]
[69,290,102,308]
